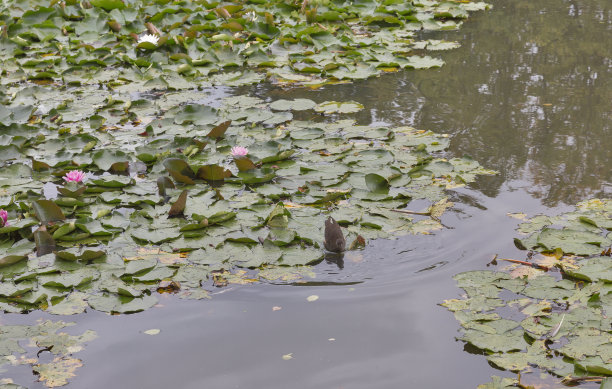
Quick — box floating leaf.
[163,158,196,184]
[34,357,83,387]
[270,99,316,111]
[234,157,256,172]
[196,164,232,182]
[55,248,105,262]
[47,292,88,315]
[365,173,389,194]
[314,101,364,114]
[90,0,125,11]
[32,200,66,224]
[92,149,129,171]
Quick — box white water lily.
[137,34,159,46]
[245,11,258,22]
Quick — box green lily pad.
[445,199,612,387]
[270,99,316,111]
[365,173,390,194]
[88,294,158,314]
[32,200,65,224]
[314,101,364,114]
[90,0,125,11]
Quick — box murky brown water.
[4,0,611,387]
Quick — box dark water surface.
[6,0,611,387]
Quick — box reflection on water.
[252,0,611,206]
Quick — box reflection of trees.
[251,0,611,206]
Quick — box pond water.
[5,0,611,387]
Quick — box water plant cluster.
[0,0,495,386]
[0,88,495,316]
[0,0,488,87]
[0,320,95,388]
[444,199,612,387]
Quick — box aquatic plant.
[0,0,489,87]
[444,199,612,386]
[137,34,159,46]
[231,146,249,157]
[63,170,86,183]
[0,209,7,227]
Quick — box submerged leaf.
[34,226,55,257]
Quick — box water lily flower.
[245,11,258,22]
[0,209,7,227]
[63,170,86,183]
[231,146,249,157]
[137,34,159,46]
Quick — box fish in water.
[324,216,346,253]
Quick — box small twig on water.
[561,376,605,385]
[498,258,550,271]
[391,209,430,216]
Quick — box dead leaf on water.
[506,264,545,280]
[258,266,315,282]
[34,357,82,388]
[212,269,258,287]
[532,254,558,268]
[157,280,181,294]
[507,212,528,220]
[429,197,454,220]
[408,219,443,234]
[283,202,305,208]
[124,248,186,264]
[6,355,37,365]
[344,252,363,263]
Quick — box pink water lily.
[63,170,86,183]
[231,146,248,157]
[0,209,7,227]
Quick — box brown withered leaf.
[207,120,231,138]
[168,190,188,218]
[34,357,82,388]
[157,280,181,294]
[348,235,366,250]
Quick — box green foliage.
[0,0,488,87]
[444,199,612,385]
[0,320,96,388]
[0,91,494,316]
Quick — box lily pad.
[32,200,65,224]
[445,199,612,386]
[270,99,316,111]
[314,101,364,114]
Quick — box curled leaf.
[168,190,188,218]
